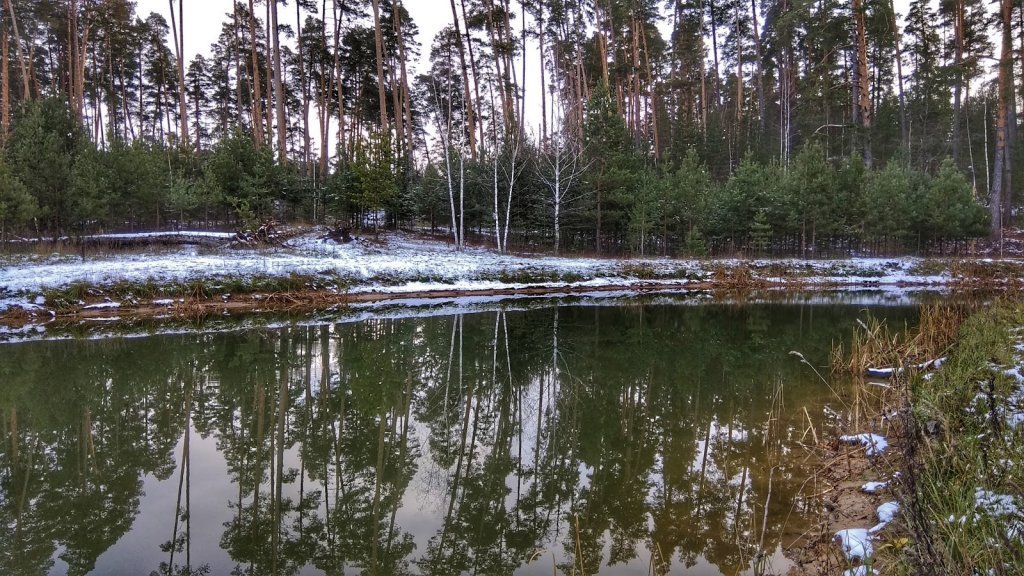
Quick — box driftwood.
[231,221,289,247]
[20,232,231,250]
[319,224,354,243]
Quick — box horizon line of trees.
[0,0,1010,256]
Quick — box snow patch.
[866,357,945,378]
[840,433,889,456]
[949,489,1023,540]
[870,502,900,534]
[861,481,888,494]
[1003,366,1024,384]
[834,528,873,561]
[82,302,121,310]
[0,230,963,306]
[974,489,1019,519]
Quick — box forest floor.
[2,226,1023,336]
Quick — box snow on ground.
[833,502,899,569]
[82,301,121,310]
[834,528,873,561]
[865,357,946,378]
[840,433,890,457]
[870,502,900,534]
[972,327,1024,432]
[0,229,958,312]
[861,481,889,494]
[949,489,1024,540]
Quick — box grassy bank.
[846,301,1024,575]
[889,302,1024,574]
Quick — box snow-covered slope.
[0,229,960,312]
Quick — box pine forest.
[0,0,1015,256]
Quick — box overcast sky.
[135,0,917,136]
[135,0,552,131]
[134,0,446,98]
[136,0,448,64]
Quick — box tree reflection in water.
[0,303,916,575]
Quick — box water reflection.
[0,303,917,575]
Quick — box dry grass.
[831,304,976,376]
[827,300,1024,575]
[947,260,1024,289]
[710,263,769,289]
[885,304,1024,575]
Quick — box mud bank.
[0,276,955,329]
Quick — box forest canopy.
[0,0,1007,255]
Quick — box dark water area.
[0,301,918,575]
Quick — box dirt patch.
[786,437,902,575]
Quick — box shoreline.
[5,228,1017,329]
[788,301,1024,575]
[0,277,959,329]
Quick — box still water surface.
[0,301,917,575]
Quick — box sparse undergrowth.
[38,272,352,311]
[809,301,1022,576]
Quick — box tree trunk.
[750,0,765,132]
[852,0,872,165]
[394,2,415,162]
[596,2,610,86]
[169,0,189,146]
[247,0,264,147]
[951,0,964,160]
[371,0,389,131]
[448,0,477,157]
[734,1,742,122]
[270,0,286,161]
[459,0,486,154]
[888,0,908,151]
[264,1,274,150]
[2,0,29,100]
[192,62,202,150]
[537,2,547,143]
[483,0,510,134]
[332,0,345,161]
[297,0,310,172]
[992,0,1013,239]
[1,28,8,144]
[708,0,721,108]
[639,21,660,159]
[68,0,80,121]
[318,0,333,178]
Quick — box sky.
[134,0,917,137]
[136,0,450,65]
[135,0,549,131]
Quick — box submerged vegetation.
[831,304,974,376]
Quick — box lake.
[0,297,918,575]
